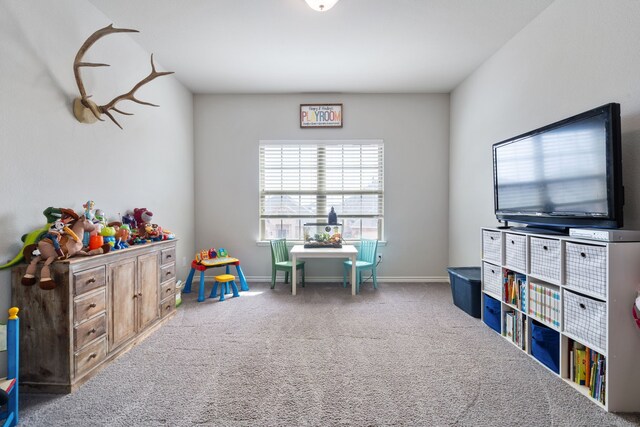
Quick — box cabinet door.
[108,258,137,351]
[138,252,160,331]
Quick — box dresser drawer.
[161,295,176,318]
[160,263,176,282]
[160,278,176,300]
[74,313,107,351]
[75,336,107,377]
[161,248,176,266]
[73,266,106,296]
[74,289,106,324]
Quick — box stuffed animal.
[132,208,154,237]
[42,219,66,259]
[122,213,136,229]
[22,215,110,290]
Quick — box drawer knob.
[511,240,515,244]
[166,288,171,293]
[87,278,96,284]
[167,254,172,258]
[166,305,171,310]
[89,303,97,308]
[133,294,138,299]
[490,236,494,241]
[89,353,97,359]
[138,292,143,297]
[579,303,586,310]
[89,328,96,335]
[543,246,548,251]
[166,271,171,276]
[580,252,586,258]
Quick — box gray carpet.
[19,281,640,426]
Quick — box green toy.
[0,207,63,270]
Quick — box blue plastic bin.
[483,294,501,333]
[531,320,560,374]
[447,267,481,318]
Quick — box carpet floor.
[18,281,640,426]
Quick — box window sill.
[256,240,387,247]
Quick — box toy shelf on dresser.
[480,228,640,412]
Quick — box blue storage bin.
[483,294,501,333]
[447,267,481,318]
[531,320,560,374]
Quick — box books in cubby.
[503,309,527,351]
[569,340,606,405]
[528,281,560,328]
[503,270,526,311]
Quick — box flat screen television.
[493,103,623,233]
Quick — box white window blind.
[259,140,384,241]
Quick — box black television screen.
[493,103,623,231]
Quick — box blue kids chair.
[343,240,378,293]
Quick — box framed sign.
[300,104,343,128]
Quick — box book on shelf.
[569,340,607,405]
[528,282,560,327]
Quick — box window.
[259,140,384,241]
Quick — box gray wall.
[0,0,195,329]
[194,93,450,281]
[449,0,640,266]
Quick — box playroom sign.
[300,104,343,128]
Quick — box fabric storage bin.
[529,237,561,283]
[565,242,607,299]
[448,267,481,318]
[483,294,501,333]
[482,230,502,263]
[563,289,607,352]
[531,319,560,374]
[505,233,527,271]
[482,262,502,299]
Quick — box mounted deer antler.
[73,24,174,129]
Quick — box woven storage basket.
[482,230,502,263]
[563,289,607,352]
[530,237,561,283]
[482,262,502,299]
[505,233,527,271]
[565,242,607,299]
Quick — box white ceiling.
[88,0,553,94]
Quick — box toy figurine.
[22,215,110,290]
[42,219,66,259]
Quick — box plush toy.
[133,208,153,228]
[22,215,110,290]
[122,213,136,229]
[42,219,66,259]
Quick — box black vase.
[328,207,337,225]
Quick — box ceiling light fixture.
[304,0,339,12]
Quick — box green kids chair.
[343,239,378,293]
[270,238,305,289]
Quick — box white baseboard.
[194,275,449,283]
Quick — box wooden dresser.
[11,239,178,393]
